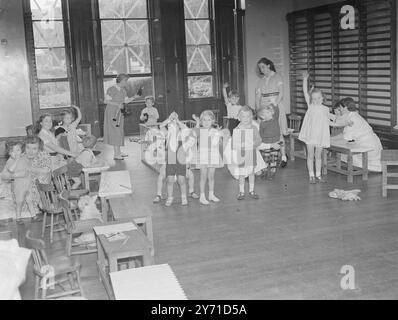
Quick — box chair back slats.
[52,165,72,194]
[36,180,60,212]
[25,230,49,274]
[59,190,76,231]
[288,113,302,132]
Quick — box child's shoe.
[165,197,173,207]
[153,195,162,203]
[309,177,316,184]
[316,176,327,183]
[189,192,199,199]
[248,191,259,200]
[208,194,220,202]
[181,197,188,206]
[237,192,245,200]
[199,195,209,205]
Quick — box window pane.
[38,81,71,109]
[33,21,65,48]
[31,0,63,21]
[184,0,209,19]
[186,45,212,73]
[103,76,154,100]
[188,75,213,98]
[101,20,151,75]
[35,48,67,79]
[99,0,147,19]
[185,20,210,45]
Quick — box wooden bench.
[381,150,398,197]
[326,137,372,183]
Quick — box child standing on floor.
[160,112,190,207]
[193,110,226,205]
[222,82,242,135]
[257,104,282,180]
[61,105,84,154]
[232,106,261,200]
[0,141,33,223]
[298,71,334,184]
[140,96,159,126]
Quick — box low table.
[326,136,372,183]
[110,264,187,300]
[94,221,153,299]
[98,170,132,222]
[82,165,110,191]
[109,196,154,258]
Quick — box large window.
[287,0,397,130]
[27,0,72,109]
[184,0,214,98]
[98,0,153,99]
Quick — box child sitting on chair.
[258,104,282,180]
[140,96,159,126]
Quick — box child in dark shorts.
[161,111,191,207]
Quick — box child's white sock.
[199,193,209,205]
[239,183,245,193]
[208,191,220,202]
[316,171,321,178]
[249,183,254,193]
[181,195,188,206]
[281,155,287,161]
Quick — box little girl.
[61,105,84,154]
[298,71,335,183]
[222,82,242,134]
[193,110,224,205]
[0,141,32,223]
[257,104,282,180]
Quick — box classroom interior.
[1,0,398,300]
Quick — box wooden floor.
[6,137,398,299]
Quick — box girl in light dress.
[298,71,337,184]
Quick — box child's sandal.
[237,192,245,200]
[153,195,162,203]
[165,197,173,207]
[189,192,199,199]
[248,191,259,200]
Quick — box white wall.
[0,0,32,138]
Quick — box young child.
[61,105,84,154]
[232,106,261,200]
[222,82,242,134]
[66,135,105,189]
[54,126,70,153]
[193,110,225,205]
[140,96,159,126]
[161,112,189,207]
[298,71,335,183]
[0,141,32,223]
[257,104,282,180]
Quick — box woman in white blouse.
[332,98,383,172]
[36,114,77,169]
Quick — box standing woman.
[255,57,288,167]
[103,73,139,160]
[36,113,76,170]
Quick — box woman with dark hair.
[332,97,383,172]
[103,73,140,160]
[255,57,289,167]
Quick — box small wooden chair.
[287,113,302,133]
[36,181,65,243]
[25,230,85,300]
[381,150,398,197]
[52,165,89,200]
[59,190,102,256]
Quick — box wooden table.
[81,165,110,191]
[98,170,132,222]
[326,136,372,183]
[94,221,153,299]
[109,196,154,258]
[110,264,187,300]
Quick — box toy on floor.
[328,189,361,201]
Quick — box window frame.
[23,0,77,117]
[93,0,155,105]
[182,0,217,100]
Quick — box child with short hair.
[140,96,159,126]
[257,104,282,180]
[0,141,32,223]
[222,82,242,134]
[232,106,261,200]
[61,105,84,154]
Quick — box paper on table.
[110,264,187,300]
[94,222,137,235]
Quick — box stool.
[381,150,398,197]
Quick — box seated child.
[258,104,282,180]
[140,96,159,126]
[54,126,70,153]
[0,141,33,223]
[222,82,242,134]
[60,105,84,153]
[66,135,105,189]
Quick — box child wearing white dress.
[61,105,84,154]
[298,71,335,183]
